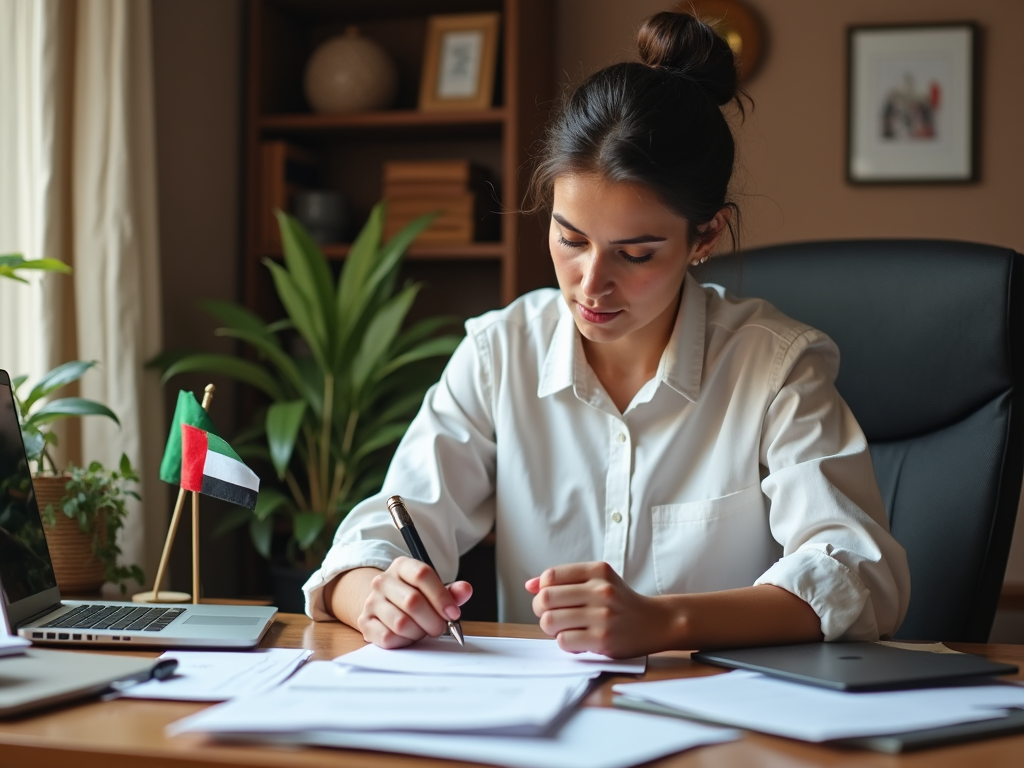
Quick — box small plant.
[0,253,71,283]
[40,454,145,593]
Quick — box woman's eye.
[557,235,586,249]
[621,252,654,265]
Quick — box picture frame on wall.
[847,23,977,184]
[419,13,500,112]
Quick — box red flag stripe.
[181,424,209,492]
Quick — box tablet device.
[691,642,1018,691]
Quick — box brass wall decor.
[677,0,766,83]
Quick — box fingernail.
[445,606,461,620]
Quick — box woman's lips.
[577,302,622,324]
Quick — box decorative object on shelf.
[152,207,463,569]
[680,0,766,83]
[260,141,316,252]
[38,456,144,596]
[304,26,398,114]
[382,160,494,243]
[419,12,500,112]
[293,190,349,244]
[848,23,977,184]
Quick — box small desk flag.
[180,424,260,509]
[159,391,219,485]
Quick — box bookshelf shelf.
[261,242,507,261]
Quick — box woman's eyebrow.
[551,213,666,245]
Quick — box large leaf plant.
[155,204,462,568]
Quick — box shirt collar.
[536,274,707,402]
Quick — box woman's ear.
[693,208,733,261]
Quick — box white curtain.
[0,0,165,587]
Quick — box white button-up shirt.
[303,275,911,641]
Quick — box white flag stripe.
[203,450,260,492]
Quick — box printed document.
[170,661,595,737]
[614,669,1024,741]
[123,648,311,701]
[335,634,646,677]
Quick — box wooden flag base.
[132,384,214,607]
[132,590,190,604]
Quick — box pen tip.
[449,621,465,647]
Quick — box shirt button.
[616,432,627,443]
[611,511,623,523]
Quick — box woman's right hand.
[350,558,473,649]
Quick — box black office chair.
[699,240,1024,642]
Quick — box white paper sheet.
[0,634,30,658]
[335,635,646,677]
[170,661,596,737]
[123,648,311,701]
[614,670,1024,741]
[214,707,740,768]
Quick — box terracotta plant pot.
[34,474,106,595]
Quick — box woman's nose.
[580,252,613,298]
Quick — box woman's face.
[549,173,700,351]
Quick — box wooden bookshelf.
[243,0,555,316]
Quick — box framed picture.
[847,23,977,184]
[419,13,500,112]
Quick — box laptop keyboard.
[40,605,186,632]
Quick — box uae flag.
[180,424,260,509]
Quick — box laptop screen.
[0,377,58,609]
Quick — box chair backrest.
[698,240,1024,642]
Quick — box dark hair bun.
[637,11,738,107]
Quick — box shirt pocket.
[651,484,776,595]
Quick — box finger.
[555,628,597,655]
[538,606,593,637]
[380,576,449,637]
[394,557,463,621]
[358,616,416,650]
[524,576,541,594]
[539,561,613,588]
[448,580,474,606]
[532,583,598,616]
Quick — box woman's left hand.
[525,561,669,658]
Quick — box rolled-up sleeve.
[302,332,498,621]
[753,331,911,641]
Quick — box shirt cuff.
[754,543,873,641]
[301,540,407,621]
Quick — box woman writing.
[303,11,910,658]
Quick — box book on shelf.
[382,160,496,244]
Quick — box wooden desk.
[1,615,1022,768]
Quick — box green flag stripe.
[206,431,244,463]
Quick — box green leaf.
[214,326,306,397]
[336,202,385,337]
[24,360,97,409]
[350,421,410,463]
[8,257,71,274]
[254,488,291,521]
[350,284,420,392]
[21,430,45,463]
[144,349,193,372]
[264,259,329,369]
[212,507,252,538]
[250,516,273,558]
[266,401,306,478]
[392,316,461,356]
[160,353,285,400]
[24,398,120,429]
[276,211,336,331]
[372,335,462,383]
[202,300,280,346]
[362,389,428,436]
[11,374,28,392]
[293,512,326,550]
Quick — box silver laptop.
[0,369,277,648]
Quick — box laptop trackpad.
[183,615,260,626]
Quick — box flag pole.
[141,384,216,604]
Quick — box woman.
[303,11,910,658]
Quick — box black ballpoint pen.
[386,495,465,647]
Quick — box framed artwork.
[419,13,500,112]
[847,23,977,184]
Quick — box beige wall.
[555,0,1024,253]
[556,0,1024,601]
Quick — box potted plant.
[152,203,462,596]
[13,361,143,594]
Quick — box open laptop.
[0,369,277,648]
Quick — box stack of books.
[382,160,491,243]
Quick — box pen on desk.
[386,495,465,647]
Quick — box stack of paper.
[123,648,311,701]
[0,635,30,658]
[613,669,1024,742]
[171,635,740,768]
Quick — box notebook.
[0,369,276,648]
